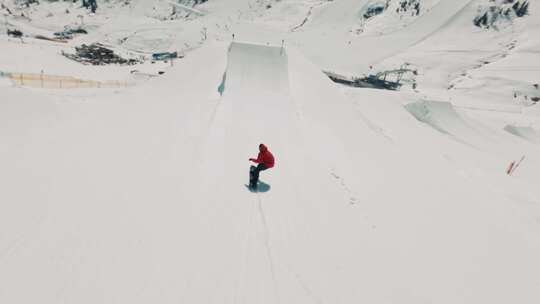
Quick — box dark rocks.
[63,43,140,65]
[7,29,23,38]
[474,0,529,29]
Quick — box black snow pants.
[251,164,268,183]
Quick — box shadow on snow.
[245,181,271,193]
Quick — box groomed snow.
[1,0,539,303]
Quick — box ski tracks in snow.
[234,193,257,304]
[255,194,281,304]
[233,192,281,304]
[330,169,359,205]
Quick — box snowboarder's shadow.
[245,181,271,193]
[257,181,271,193]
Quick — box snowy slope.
[289,0,476,72]
[1,0,540,303]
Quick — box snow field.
[1,0,540,303]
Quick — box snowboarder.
[248,144,274,189]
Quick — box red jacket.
[252,144,275,168]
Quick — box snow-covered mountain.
[1,0,539,303]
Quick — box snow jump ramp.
[202,41,300,191]
[504,125,540,144]
[405,100,474,136]
[404,100,499,147]
[195,41,387,303]
[196,42,309,303]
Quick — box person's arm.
[249,153,262,163]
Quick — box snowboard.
[249,165,257,189]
